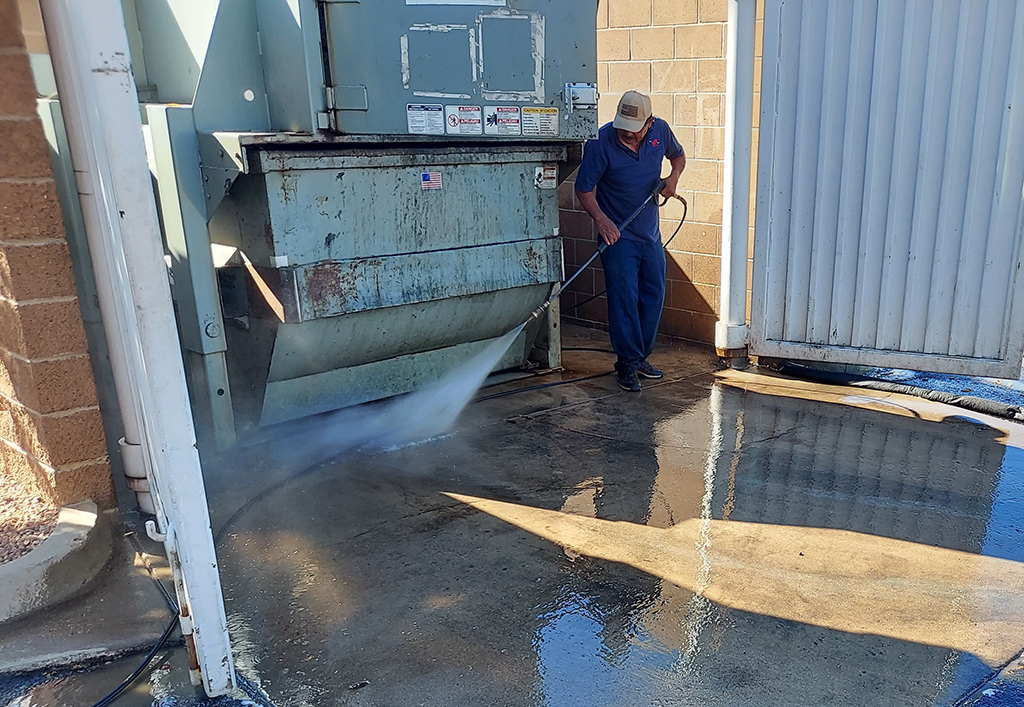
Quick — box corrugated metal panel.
[751,0,1024,377]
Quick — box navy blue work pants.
[599,236,666,373]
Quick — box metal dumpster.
[124,0,598,440]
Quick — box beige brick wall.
[561,0,763,346]
[0,0,114,507]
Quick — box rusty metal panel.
[275,239,557,322]
[251,146,563,266]
[213,142,567,425]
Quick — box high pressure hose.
[563,188,688,317]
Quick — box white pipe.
[37,0,236,696]
[717,0,758,355]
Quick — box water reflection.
[208,365,1024,707]
[498,375,1024,706]
[707,381,1005,555]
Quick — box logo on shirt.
[650,138,660,147]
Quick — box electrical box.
[320,1,597,138]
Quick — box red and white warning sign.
[444,105,483,135]
[484,106,522,136]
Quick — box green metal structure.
[122,0,599,441]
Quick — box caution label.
[445,105,483,135]
[522,106,559,137]
[535,164,558,189]
[484,106,522,136]
[407,104,445,135]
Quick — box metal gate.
[750,0,1024,377]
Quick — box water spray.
[211,178,688,578]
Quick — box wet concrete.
[0,646,240,707]
[204,327,1024,706]
[0,526,175,676]
[5,325,1024,706]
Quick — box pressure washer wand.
[527,179,666,322]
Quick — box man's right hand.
[597,217,621,246]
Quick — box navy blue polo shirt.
[575,117,684,242]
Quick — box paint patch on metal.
[400,35,410,89]
[409,23,469,32]
[413,91,473,99]
[477,10,545,104]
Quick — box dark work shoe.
[636,360,664,379]
[617,369,641,392]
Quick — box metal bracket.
[145,519,168,543]
[197,132,250,221]
[178,612,195,635]
[564,82,598,113]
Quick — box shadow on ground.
[4,326,1024,706]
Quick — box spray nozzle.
[528,301,551,322]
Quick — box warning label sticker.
[522,106,559,137]
[484,106,522,136]
[534,164,558,189]
[445,105,483,135]
[407,104,445,135]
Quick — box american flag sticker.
[421,171,442,190]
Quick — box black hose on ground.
[472,370,613,402]
[776,361,1024,422]
[89,612,179,707]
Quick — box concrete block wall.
[560,0,762,346]
[0,0,114,507]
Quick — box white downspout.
[716,0,758,357]
[37,0,236,696]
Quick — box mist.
[257,324,526,472]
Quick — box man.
[575,90,686,392]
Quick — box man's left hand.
[660,175,680,199]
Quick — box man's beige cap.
[612,90,653,132]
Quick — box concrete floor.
[5,325,1024,706]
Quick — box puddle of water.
[516,380,1024,705]
[211,366,1024,707]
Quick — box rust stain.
[301,259,389,317]
[304,262,354,317]
[259,221,274,252]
